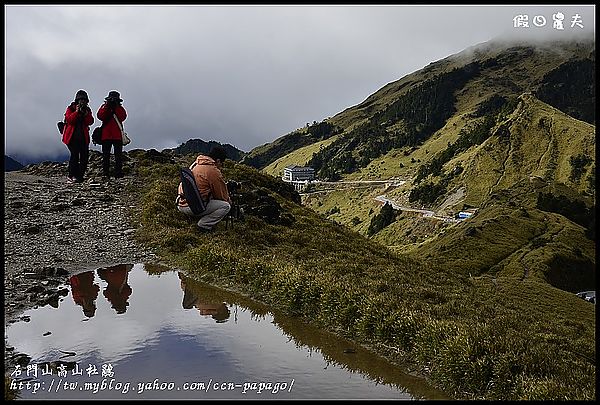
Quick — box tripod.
[224,192,243,229]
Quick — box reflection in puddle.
[69,264,134,318]
[98,264,133,315]
[179,272,230,323]
[6,264,448,400]
[69,270,100,318]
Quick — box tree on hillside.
[367,202,400,236]
[569,153,593,182]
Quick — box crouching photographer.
[177,146,233,233]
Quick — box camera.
[225,180,244,227]
[227,180,242,194]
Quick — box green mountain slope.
[400,92,595,212]
[305,93,595,292]
[452,94,595,207]
[244,38,594,182]
[404,94,596,291]
[413,203,595,292]
[257,38,596,294]
[241,121,342,170]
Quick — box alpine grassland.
[131,152,595,400]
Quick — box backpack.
[92,126,103,145]
[180,167,208,215]
[57,121,65,134]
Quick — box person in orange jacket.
[69,271,100,318]
[178,272,230,323]
[98,264,133,314]
[176,146,231,232]
[62,90,94,183]
[97,91,127,178]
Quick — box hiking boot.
[197,226,213,234]
[66,176,76,184]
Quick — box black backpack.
[180,167,208,215]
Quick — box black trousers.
[102,140,123,177]
[67,134,89,181]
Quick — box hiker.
[97,264,133,314]
[69,271,100,318]
[176,146,231,232]
[97,90,127,178]
[179,272,230,323]
[62,89,94,183]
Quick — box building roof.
[284,165,314,171]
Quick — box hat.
[74,90,89,102]
[105,90,123,102]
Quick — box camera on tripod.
[225,180,244,228]
[226,180,242,194]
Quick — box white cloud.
[4,4,595,161]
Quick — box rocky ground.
[4,151,161,375]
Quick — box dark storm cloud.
[4,5,595,161]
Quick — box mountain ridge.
[249,37,594,179]
[163,138,246,162]
[4,155,24,171]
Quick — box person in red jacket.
[97,91,127,178]
[98,264,133,314]
[69,271,100,318]
[62,90,94,183]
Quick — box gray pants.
[177,199,231,230]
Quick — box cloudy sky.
[4,4,595,162]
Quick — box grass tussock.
[131,157,595,400]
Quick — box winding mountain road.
[374,195,460,223]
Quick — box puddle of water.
[5,263,448,400]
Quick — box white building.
[282,165,315,182]
[456,208,477,220]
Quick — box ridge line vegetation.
[308,63,481,181]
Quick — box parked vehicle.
[575,291,595,304]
